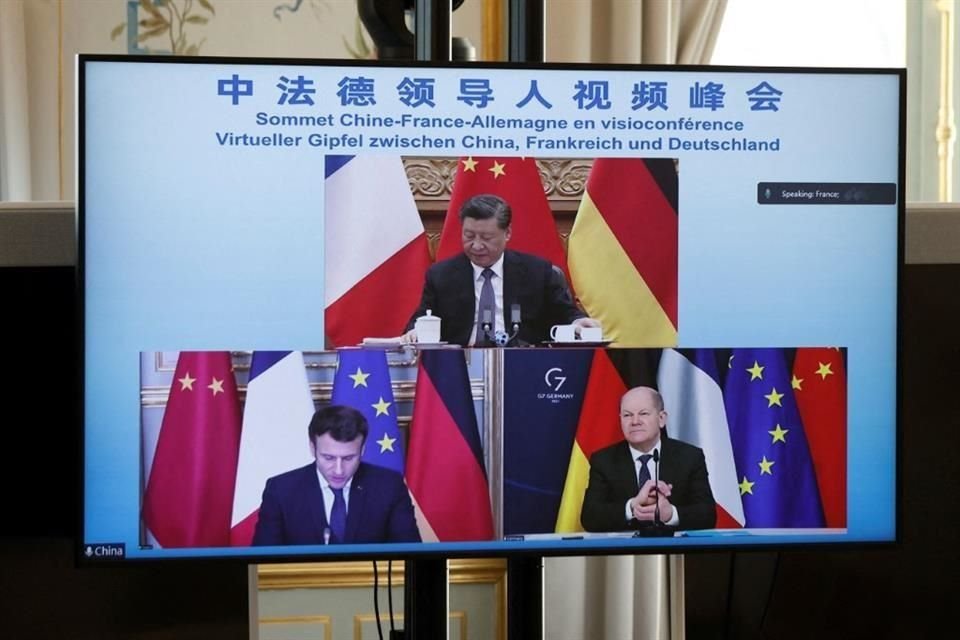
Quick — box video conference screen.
[79,56,901,562]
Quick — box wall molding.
[258,558,506,589]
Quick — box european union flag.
[331,349,404,474]
[724,348,824,528]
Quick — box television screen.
[79,56,901,562]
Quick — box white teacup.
[550,324,577,342]
[580,326,604,342]
[414,311,442,344]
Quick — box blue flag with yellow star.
[724,348,825,528]
[331,349,404,474]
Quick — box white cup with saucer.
[580,326,603,342]
[415,310,442,344]
[550,324,577,342]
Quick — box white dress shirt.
[316,468,353,525]
[625,440,680,526]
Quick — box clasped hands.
[631,479,674,523]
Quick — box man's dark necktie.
[476,268,495,346]
[329,487,347,543]
[637,454,653,489]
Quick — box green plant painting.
[111,0,216,56]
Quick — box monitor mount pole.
[358,0,473,62]
[505,3,546,640]
[357,2,546,638]
[357,5,452,638]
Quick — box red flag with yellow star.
[792,348,847,527]
[435,156,569,279]
[143,351,242,547]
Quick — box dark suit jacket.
[580,435,716,532]
[252,462,421,545]
[405,250,585,346]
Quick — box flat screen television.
[79,55,902,563]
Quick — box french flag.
[230,351,315,545]
[657,349,745,528]
[324,155,431,346]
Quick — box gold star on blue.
[348,367,370,388]
[769,424,789,444]
[758,456,775,475]
[764,387,784,407]
[372,396,391,417]
[376,433,396,453]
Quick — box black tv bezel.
[77,54,905,566]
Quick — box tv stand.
[396,556,545,639]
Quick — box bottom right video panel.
[502,347,847,547]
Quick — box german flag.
[568,158,678,346]
[405,350,494,541]
[555,349,660,532]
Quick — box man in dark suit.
[252,405,421,545]
[402,193,599,346]
[581,386,716,532]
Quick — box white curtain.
[547,0,727,65]
[0,0,33,201]
[545,555,683,640]
[543,2,727,639]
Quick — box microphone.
[323,527,331,545]
[481,308,493,342]
[633,449,673,537]
[505,303,522,345]
[652,449,661,526]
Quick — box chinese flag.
[435,156,569,279]
[792,348,847,528]
[143,351,243,547]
